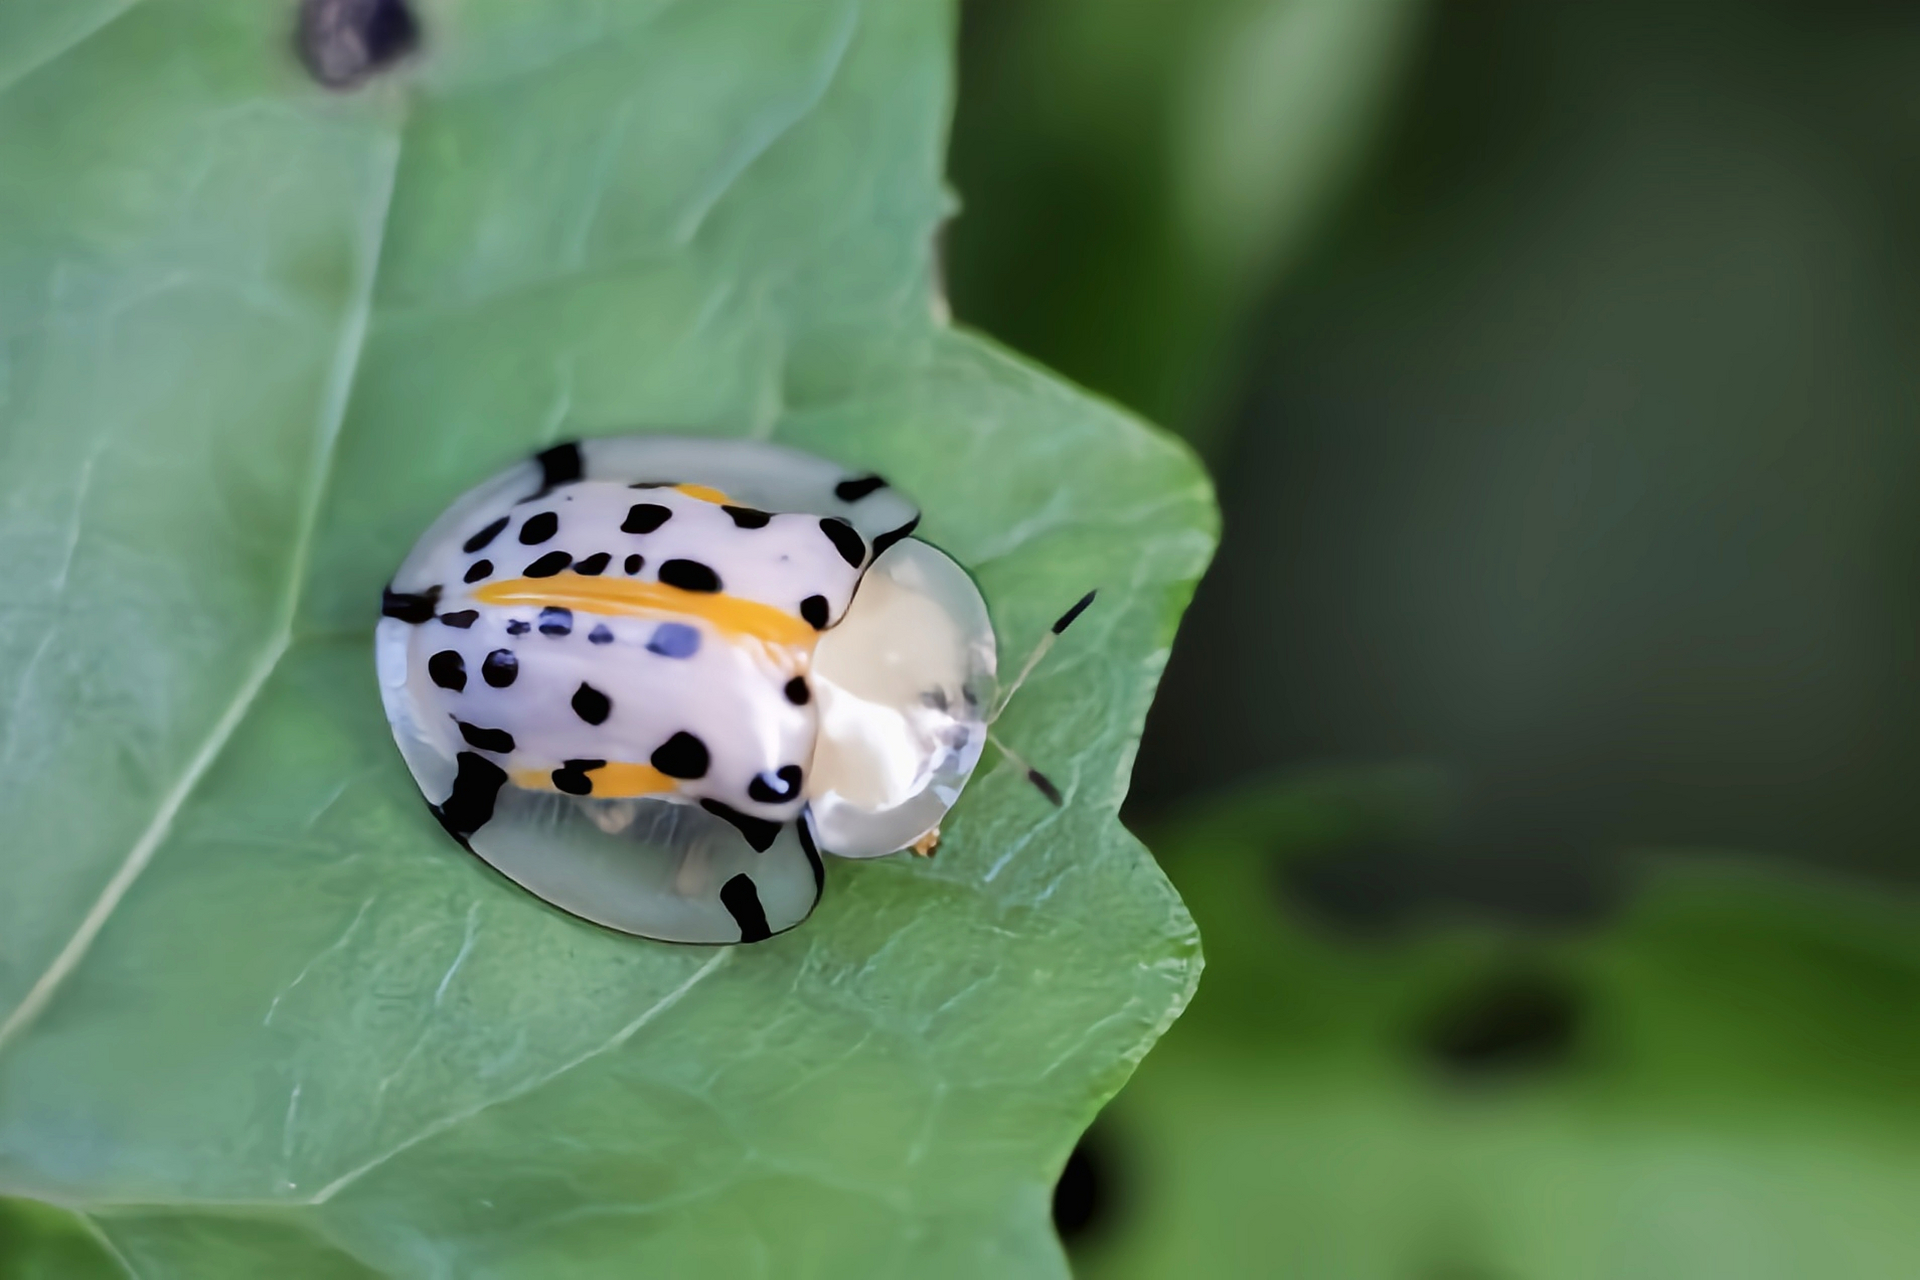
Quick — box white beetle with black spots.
[376,436,1089,945]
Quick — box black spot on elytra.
[658,559,721,593]
[505,619,530,636]
[436,609,477,629]
[819,517,866,568]
[799,595,830,630]
[622,503,672,534]
[539,607,572,637]
[381,583,439,623]
[481,649,518,687]
[834,474,887,502]
[428,650,465,692]
[518,510,559,545]
[720,874,772,943]
[462,516,508,554]
[872,514,919,559]
[429,751,506,845]
[463,559,493,584]
[533,441,583,495]
[1053,1126,1124,1247]
[795,815,825,891]
[724,505,772,529]
[784,677,810,706]
[457,721,515,754]
[748,765,804,804]
[701,799,781,852]
[551,759,604,796]
[296,0,419,90]
[650,731,710,779]
[623,553,644,575]
[588,624,614,645]
[524,550,572,578]
[574,551,611,576]
[571,682,611,725]
[1420,972,1584,1077]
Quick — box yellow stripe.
[472,574,818,649]
[674,483,731,504]
[513,762,677,798]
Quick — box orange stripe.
[674,483,731,504]
[513,762,678,798]
[472,574,818,649]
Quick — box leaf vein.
[0,117,408,1053]
[310,949,732,1204]
[0,0,142,99]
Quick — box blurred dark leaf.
[1073,776,1920,1280]
[948,0,1426,449]
[1140,0,1920,895]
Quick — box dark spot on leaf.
[296,0,419,90]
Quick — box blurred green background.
[949,0,1920,1276]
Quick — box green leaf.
[1072,775,1920,1280]
[0,1197,127,1280]
[0,2,1215,1275]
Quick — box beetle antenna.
[988,589,1096,724]
[987,730,1064,807]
